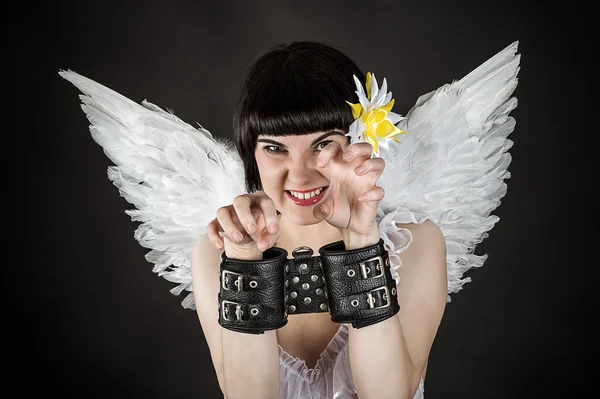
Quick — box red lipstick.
[285,187,328,207]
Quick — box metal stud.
[299,263,308,270]
[320,303,328,311]
[285,280,289,287]
[316,288,323,295]
[347,269,355,277]
[249,280,257,288]
[302,283,310,290]
[304,297,312,304]
[288,305,296,313]
[290,291,298,299]
[250,308,259,316]
[292,276,300,284]
[311,275,319,282]
[391,288,396,295]
[351,299,359,307]
[285,264,289,273]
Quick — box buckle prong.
[367,286,391,309]
[222,270,244,292]
[222,300,243,321]
[360,256,384,279]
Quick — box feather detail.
[377,42,520,301]
[60,70,246,309]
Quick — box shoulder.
[393,219,447,299]
[395,219,446,266]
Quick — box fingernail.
[344,151,354,161]
[247,223,256,233]
[356,166,366,175]
[269,222,278,234]
[233,232,243,242]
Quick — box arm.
[345,220,447,398]
[193,193,282,399]
[219,243,280,399]
[191,235,280,399]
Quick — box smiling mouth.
[285,186,328,206]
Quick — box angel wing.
[60,70,246,309]
[377,41,520,301]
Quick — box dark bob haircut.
[233,41,365,193]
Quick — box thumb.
[313,203,331,221]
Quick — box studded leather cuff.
[319,239,400,329]
[218,247,288,334]
[284,246,330,316]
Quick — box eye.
[315,140,333,152]
[264,145,287,155]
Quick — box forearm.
[348,316,418,399]
[221,328,280,399]
[343,230,419,398]
[220,244,280,399]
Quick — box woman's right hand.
[206,191,280,256]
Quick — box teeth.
[289,187,324,199]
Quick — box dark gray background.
[15,0,593,398]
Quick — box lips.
[285,187,328,207]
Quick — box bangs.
[244,66,358,137]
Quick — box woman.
[191,41,448,399]
[60,39,518,399]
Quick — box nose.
[286,155,319,187]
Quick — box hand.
[206,191,280,258]
[314,142,385,245]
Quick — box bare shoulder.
[395,219,446,276]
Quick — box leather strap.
[218,247,288,334]
[319,239,400,328]
[284,246,329,315]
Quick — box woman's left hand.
[314,141,384,246]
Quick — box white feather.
[377,41,520,301]
[60,70,246,309]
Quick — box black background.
[13,0,594,398]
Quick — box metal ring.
[351,299,359,307]
[292,246,314,257]
[249,281,257,288]
[391,288,396,295]
[347,269,355,277]
[250,308,259,316]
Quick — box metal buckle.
[360,256,384,279]
[366,286,391,309]
[222,270,243,292]
[222,300,243,321]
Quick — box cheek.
[255,152,284,192]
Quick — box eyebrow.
[257,131,345,148]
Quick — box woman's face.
[254,130,349,225]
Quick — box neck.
[276,214,342,254]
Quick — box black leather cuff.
[319,239,400,329]
[218,247,288,334]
